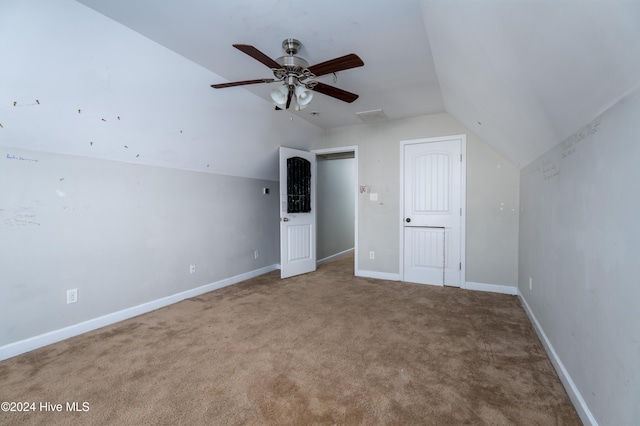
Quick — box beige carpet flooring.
[0,254,580,425]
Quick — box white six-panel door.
[402,136,466,286]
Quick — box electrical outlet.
[369,251,375,259]
[370,193,378,201]
[67,288,78,304]
[254,250,259,259]
[529,277,532,290]
[190,264,196,274]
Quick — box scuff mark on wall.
[6,154,39,163]
[12,100,41,107]
[2,205,41,228]
[529,115,602,183]
[561,116,600,159]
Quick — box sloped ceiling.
[2,0,640,174]
[74,0,444,129]
[421,0,640,167]
[74,0,640,167]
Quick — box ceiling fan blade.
[211,78,275,89]
[310,82,359,103]
[308,54,364,77]
[233,44,281,69]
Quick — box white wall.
[317,156,356,261]
[311,113,519,287]
[519,90,640,425]
[0,148,279,353]
[0,0,320,359]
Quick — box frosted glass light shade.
[270,84,289,107]
[295,85,313,108]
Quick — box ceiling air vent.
[356,109,388,122]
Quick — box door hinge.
[460,208,462,216]
[460,154,463,162]
[459,262,462,270]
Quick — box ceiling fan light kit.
[211,38,363,111]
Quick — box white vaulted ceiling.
[421,0,640,166]
[2,0,640,174]
[74,0,445,130]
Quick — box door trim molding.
[399,135,467,285]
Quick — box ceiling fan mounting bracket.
[282,38,301,55]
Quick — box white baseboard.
[355,269,401,281]
[0,264,279,361]
[464,281,518,295]
[317,248,354,265]
[518,291,598,426]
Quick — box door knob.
[406,218,411,223]
[282,217,289,222]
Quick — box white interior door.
[279,147,317,278]
[402,137,465,286]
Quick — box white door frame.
[311,146,359,273]
[399,135,466,285]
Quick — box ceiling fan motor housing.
[276,55,310,72]
[275,40,313,88]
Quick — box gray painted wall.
[317,157,355,261]
[519,90,640,425]
[312,113,519,287]
[0,148,279,347]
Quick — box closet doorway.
[313,146,358,272]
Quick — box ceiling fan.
[211,38,364,111]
